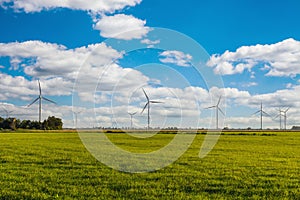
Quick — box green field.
[0,131,299,199]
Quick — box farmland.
[0,130,299,199]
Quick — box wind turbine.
[282,107,290,130]
[206,96,225,129]
[275,108,283,130]
[141,88,162,130]
[110,115,117,129]
[2,108,13,118]
[28,80,56,122]
[253,102,269,130]
[73,110,82,128]
[128,112,137,129]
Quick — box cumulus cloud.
[94,14,151,40]
[0,0,147,40]
[159,50,193,67]
[0,0,142,14]
[0,40,151,103]
[0,73,74,101]
[0,40,123,78]
[207,38,300,77]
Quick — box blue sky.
[1,0,300,129]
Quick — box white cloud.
[242,82,258,87]
[0,1,147,40]
[141,39,160,48]
[207,38,300,77]
[230,81,258,88]
[0,1,146,40]
[0,0,142,14]
[141,39,160,45]
[159,50,193,67]
[0,40,151,103]
[0,73,74,101]
[0,40,123,78]
[94,14,150,40]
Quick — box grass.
[0,131,299,199]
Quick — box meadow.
[0,130,299,199]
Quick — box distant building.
[291,126,300,130]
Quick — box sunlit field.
[0,130,299,199]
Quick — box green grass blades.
[0,132,299,199]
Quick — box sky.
[1,0,300,129]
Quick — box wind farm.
[1,84,297,131]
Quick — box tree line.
[0,116,63,130]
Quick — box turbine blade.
[284,107,290,113]
[218,107,225,116]
[38,80,42,95]
[142,88,149,101]
[141,102,149,114]
[150,101,162,104]
[27,97,39,107]
[273,114,280,119]
[128,112,137,116]
[262,111,270,116]
[42,97,57,104]
[217,96,222,106]
[252,110,260,115]
[205,106,216,109]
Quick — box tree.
[0,118,16,130]
[19,120,31,129]
[43,116,63,130]
[30,121,41,129]
[0,116,63,130]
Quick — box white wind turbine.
[73,110,82,128]
[1,103,14,118]
[28,80,56,122]
[128,112,137,129]
[2,108,13,118]
[276,108,283,130]
[282,107,290,130]
[253,102,269,130]
[206,96,225,129]
[141,88,162,130]
[274,107,290,130]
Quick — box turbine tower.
[206,96,225,129]
[28,80,56,122]
[274,107,284,130]
[128,112,137,129]
[141,88,162,130]
[275,108,283,130]
[253,102,269,130]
